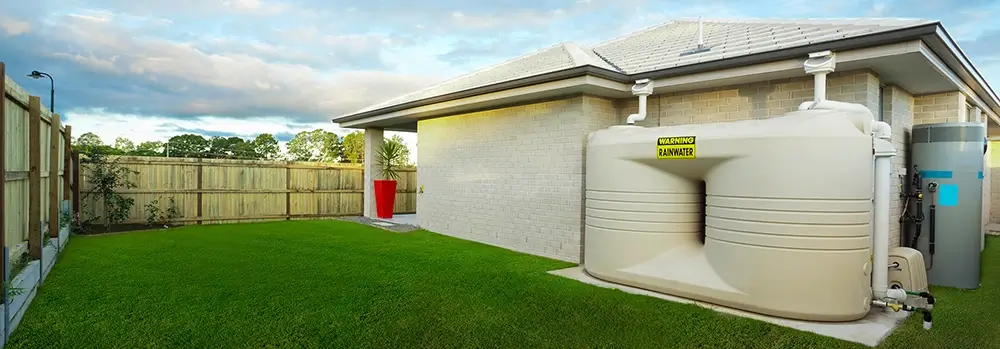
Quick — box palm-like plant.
[375,140,406,180]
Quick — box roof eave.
[923,26,1000,124]
[336,21,1000,126]
[331,65,630,124]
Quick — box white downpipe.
[625,79,654,125]
[635,94,648,120]
[813,72,827,103]
[800,50,836,109]
[873,152,891,299]
[872,122,895,300]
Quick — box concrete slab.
[549,266,910,347]
[986,223,1000,236]
[379,214,418,227]
[338,216,421,233]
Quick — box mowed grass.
[6,220,998,349]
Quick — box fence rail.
[79,156,416,225]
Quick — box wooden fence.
[1,62,75,280]
[79,156,417,225]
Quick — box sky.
[2,0,1000,161]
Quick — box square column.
[363,128,384,218]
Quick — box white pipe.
[626,94,647,124]
[697,17,704,48]
[813,72,827,103]
[872,129,895,300]
[626,79,654,125]
[803,51,835,107]
[873,154,890,299]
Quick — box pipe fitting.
[804,50,836,75]
[871,121,892,140]
[625,79,654,125]
[886,288,907,302]
[803,50,836,106]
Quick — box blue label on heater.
[920,170,953,179]
[979,171,984,179]
[938,184,959,207]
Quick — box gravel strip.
[338,216,421,233]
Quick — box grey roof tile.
[593,18,934,74]
[341,18,936,118]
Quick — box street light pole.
[27,71,54,113]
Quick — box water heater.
[911,122,986,289]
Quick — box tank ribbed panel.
[706,195,872,250]
[586,189,700,233]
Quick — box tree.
[114,137,136,153]
[76,132,103,148]
[73,132,120,157]
[385,134,411,167]
[286,129,342,162]
[341,131,365,163]
[165,134,209,158]
[253,134,280,160]
[206,136,250,158]
[80,152,138,232]
[132,141,164,157]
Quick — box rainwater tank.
[584,104,878,322]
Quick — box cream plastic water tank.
[584,106,877,322]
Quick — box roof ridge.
[590,49,625,74]
[561,42,622,72]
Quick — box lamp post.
[27,71,54,113]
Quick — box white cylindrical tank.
[584,108,876,322]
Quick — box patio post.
[363,127,384,218]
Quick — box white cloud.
[42,12,441,120]
[0,16,31,36]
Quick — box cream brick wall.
[416,95,617,262]
[618,70,882,126]
[913,91,964,124]
[416,69,900,262]
[884,85,915,248]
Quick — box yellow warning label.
[656,136,696,159]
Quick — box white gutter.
[625,79,655,125]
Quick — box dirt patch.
[337,216,421,233]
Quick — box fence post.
[28,96,42,260]
[72,152,80,216]
[285,164,291,220]
[49,114,61,238]
[0,61,7,283]
[196,158,203,224]
[63,125,72,203]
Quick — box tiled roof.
[339,18,936,119]
[592,18,936,74]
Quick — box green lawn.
[6,220,998,348]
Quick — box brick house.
[333,18,1000,263]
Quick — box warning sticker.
[656,136,696,159]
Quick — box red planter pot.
[373,179,397,219]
